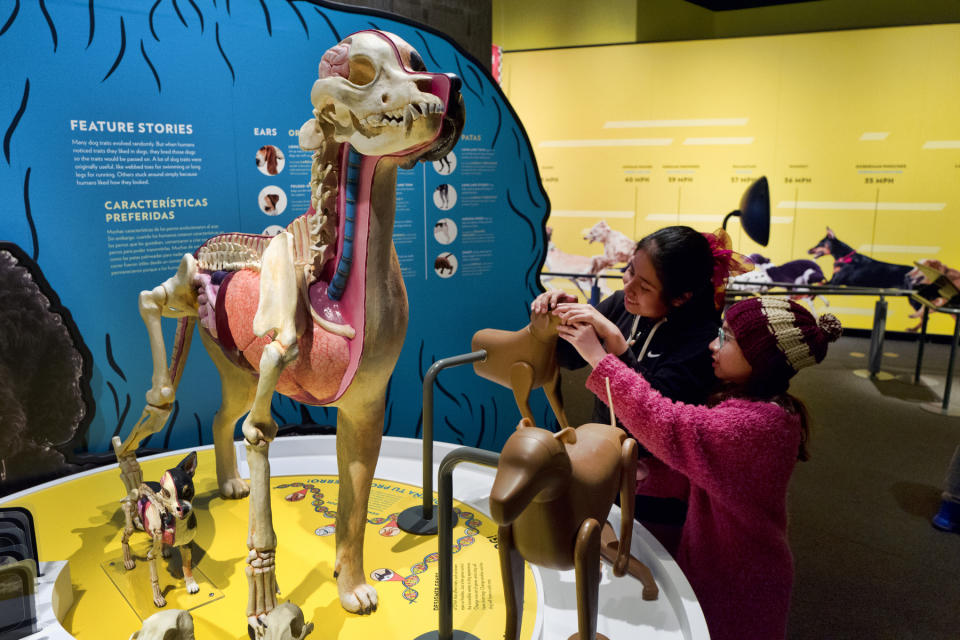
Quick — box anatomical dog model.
[112,30,464,631]
[472,311,570,429]
[116,450,199,608]
[489,413,657,640]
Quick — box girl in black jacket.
[532,225,728,551]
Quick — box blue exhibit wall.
[0,0,551,475]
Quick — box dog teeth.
[362,102,441,129]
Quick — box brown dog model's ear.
[554,427,577,445]
[516,417,536,430]
[178,451,198,477]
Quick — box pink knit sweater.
[587,354,801,640]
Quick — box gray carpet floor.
[787,335,960,640]
[561,334,960,639]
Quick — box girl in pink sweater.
[558,296,841,640]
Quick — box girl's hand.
[531,291,577,316]
[557,322,608,367]
[555,303,628,355]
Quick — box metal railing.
[541,271,918,377]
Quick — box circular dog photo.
[371,568,395,582]
[262,224,285,237]
[433,218,458,245]
[433,252,458,278]
[258,186,287,216]
[255,145,285,176]
[432,183,457,211]
[432,151,457,175]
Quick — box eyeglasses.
[717,326,732,348]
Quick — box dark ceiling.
[683,0,820,10]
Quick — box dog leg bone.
[147,535,166,607]
[113,437,144,496]
[246,439,279,630]
[246,557,258,628]
[121,496,137,570]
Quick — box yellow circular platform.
[2,448,538,639]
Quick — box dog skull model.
[257,602,314,640]
[129,609,195,640]
[301,31,451,158]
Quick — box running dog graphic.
[808,227,916,289]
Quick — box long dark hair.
[709,382,811,461]
[636,226,716,318]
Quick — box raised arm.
[585,355,799,504]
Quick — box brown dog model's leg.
[542,366,570,429]
[498,523,524,640]
[509,362,536,424]
[599,438,659,600]
[599,522,658,601]
[572,518,603,640]
[614,438,638,575]
[198,328,257,499]
[333,403,384,614]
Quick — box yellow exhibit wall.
[502,24,960,333]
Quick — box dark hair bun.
[817,313,842,342]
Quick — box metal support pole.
[413,446,500,640]
[397,350,487,535]
[590,277,601,306]
[867,297,888,377]
[941,315,960,411]
[915,305,930,385]
[921,308,960,417]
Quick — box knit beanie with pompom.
[725,297,842,384]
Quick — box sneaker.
[932,499,960,532]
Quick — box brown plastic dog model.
[472,312,570,429]
[118,449,200,608]
[489,416,657,640]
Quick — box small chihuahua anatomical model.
[489,410,657,640]
[472,312,570,429]
[117,449,200,608]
